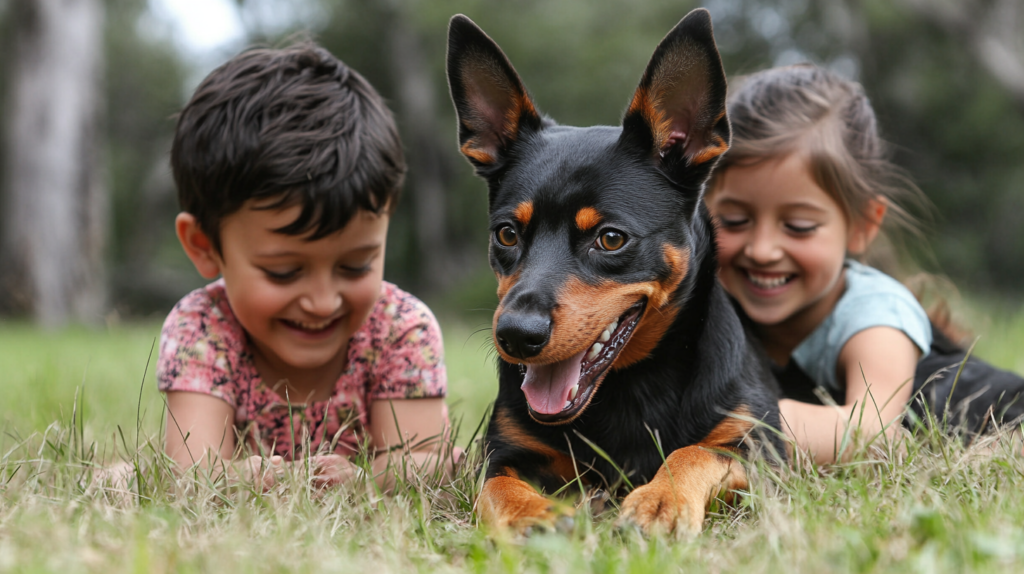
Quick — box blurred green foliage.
[1,0,1021,320]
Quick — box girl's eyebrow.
[782,202,830,214]
[714,196,831,214]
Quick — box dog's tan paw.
[477,475,575,535]
[616,480,703,536]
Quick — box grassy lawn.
[1,304,1024,573]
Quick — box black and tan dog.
[447,9,785,535]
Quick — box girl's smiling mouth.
[744,270,796,291]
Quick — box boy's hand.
[245,455,284,489]
[311,454,361,487]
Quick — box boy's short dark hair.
[171,42,406,252]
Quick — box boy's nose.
[299,282,343,316]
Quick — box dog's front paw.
[616,479,703,536]
[477,475,575,535]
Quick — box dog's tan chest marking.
[494,410,579,481]
[701,406,754,447]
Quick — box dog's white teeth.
[609,321,618,333]
[570,383,579,401]
[564,400,572,410]
[600,329,610,342]
[587,342,604,362]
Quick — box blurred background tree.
[0,0,1021,325]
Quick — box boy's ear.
[620,8,730,190]
[176,213,222,279]
[847,198,887,254]
[446,14,543,176]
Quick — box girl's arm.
[779,326,919,464]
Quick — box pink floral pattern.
[157,280,447,459]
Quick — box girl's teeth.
[748,273,789,289]
[587,342,603,362]
[570,383,579,400]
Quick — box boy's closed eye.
[259,262,375,283]
[261,267,300,282]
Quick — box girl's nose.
[299,279,343,316]
[744,226,783,264]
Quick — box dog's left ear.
[620,9,730,187]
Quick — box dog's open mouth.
[520,300,646,424]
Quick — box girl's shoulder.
[841,260,920,306]
[836,261,932,349]
[792,261,932,390]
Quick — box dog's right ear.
[447,15,543,175]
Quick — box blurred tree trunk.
[899,0,1024,111]
[1,0,107,326]
[383,1,459,294]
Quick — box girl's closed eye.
[716,214,750,229]
[784,220,820,234]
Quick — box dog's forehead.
[495,125,676,216]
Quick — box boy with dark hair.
[160,43,453,488]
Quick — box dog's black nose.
[495,312,551,359]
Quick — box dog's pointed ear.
[620,9,730,185]
[447,14,543,175]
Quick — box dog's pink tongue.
[521,349,586,415]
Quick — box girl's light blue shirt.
[790,260,932,393]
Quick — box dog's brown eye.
[598,230,626,251]
[496,225,518,247]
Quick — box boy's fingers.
[311,455,358,486]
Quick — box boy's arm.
[780,326,919,464]
[286,398,456,490]
[364,397,454,489]
[164,391,237,472]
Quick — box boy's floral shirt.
[157,280,447,459]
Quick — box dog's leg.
[618,410,754,536]
[477,469,566,531]
[617,444,745,536]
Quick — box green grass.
[1,305,1024,573]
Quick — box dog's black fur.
[447,9,785,534]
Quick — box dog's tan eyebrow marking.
[514,201,534,226]
[575,207,602,231]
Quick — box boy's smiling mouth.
[280,316,343,335]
